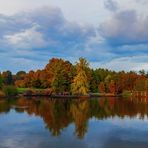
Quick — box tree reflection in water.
[0,97,148,138]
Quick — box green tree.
[2,71,13,85]
[139,69,145,76]
[104,74,112,92]
[2,85,18,96]
[16,71,26,80]
[89,69,101,93]
[51,66,67,93]
[71,58,89,95]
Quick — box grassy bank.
[0,87,130,98]
[17,88,44,94]
[121,91,132,98]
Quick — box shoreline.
[0,93,120,99]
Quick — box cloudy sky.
[0,0,148,73]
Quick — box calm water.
[0,97,148,148]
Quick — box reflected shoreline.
[1,97,148,138]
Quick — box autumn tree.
[134,78,148,91]
[16,71,26,80]
[31,70,42,88]
[10,57,148,94]
[71,58,89,95]
[109,80,116,94]
[98,82,105,93]
[45,58,74,93]
[23,70,35,87]
[39,69,49,88]
[14,71,26,88]
[113,72,125,94]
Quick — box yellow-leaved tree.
[71,58,89,95]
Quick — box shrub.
[23,89,34,96]
[122,90,131,98]
[43,89,52,96]
[2,85,18,97]
[0,91,5,98]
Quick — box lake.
[0,97,148,148]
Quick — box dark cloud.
[99,10,148,46]
[104,0,118,12]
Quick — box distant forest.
[0,58,148,95]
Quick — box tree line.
[0,58,148,95]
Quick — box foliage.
[2,57,147,95]
[0,91,5,98]
[71,58,89,95]
[98,82,105,93]
[1,71,13,85]
[23,89,34,96]
[16,71,26,80]
[134,78,148,91]
[2,85,18,96]
[109,80,116,94]
[47,59,74,93]
[122,90,131,98]
[17,88,34,94]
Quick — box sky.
[0,0,148,73]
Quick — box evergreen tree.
[2,71,13,85]
[71,58,89,95]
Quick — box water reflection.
[1,97,148,139]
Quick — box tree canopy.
[71,58,89,95]
[1,57,148,94]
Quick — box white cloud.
[0,6,95,51]
[98,56,148,71]
[0,6,97,72]
[0,0,147,26]
[4,25,47,49]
